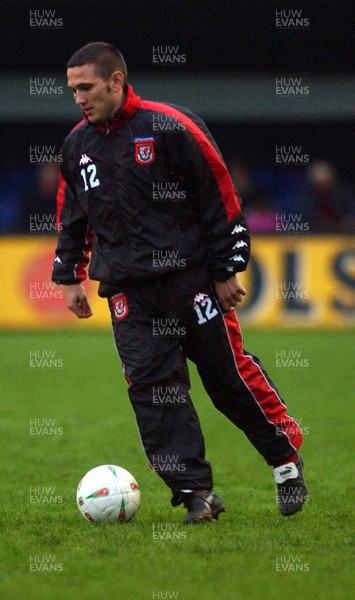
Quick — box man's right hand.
[64,283,93,319]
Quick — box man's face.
[67,63,123,124]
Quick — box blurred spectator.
[0,171,33,233]
[24,164,59,234]
[298,161,355,233]
[228,161,276,233]
[0,164,59,234]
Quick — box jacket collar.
[89,84,141,132]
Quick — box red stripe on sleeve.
[74,226,94,282]
[141,101,241,221]
[56,172,66,230]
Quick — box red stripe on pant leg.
[223,311,303,452]
[119,358,132,387]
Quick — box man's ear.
[110,71,125,92]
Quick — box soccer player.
[52,42,307,523]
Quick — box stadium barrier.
[0,236,353,329]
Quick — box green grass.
[0,329,353,600]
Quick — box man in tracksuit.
[52,42,307,523]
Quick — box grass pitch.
[0,329,353,600]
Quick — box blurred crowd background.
[2,158,354,234]
[1,0,354,234]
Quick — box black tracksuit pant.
[108,266,302,495]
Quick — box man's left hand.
[214,275,246,312]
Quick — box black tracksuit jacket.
[52,84,250,295]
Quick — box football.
[76,464,140,523]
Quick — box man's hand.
[214,275,246,312]
[64,283,93,319]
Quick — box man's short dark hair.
[67,42,127,83]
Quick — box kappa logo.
[231,224,247,234]
[79,153,93,166]
[193,292,218,324]
[111,293,129,321]
[229,254,245,263]
[193,292,208,306]
[233,240,248,249]
[134,137,155,165]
